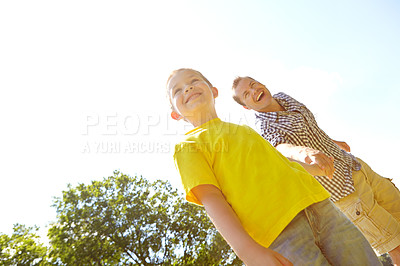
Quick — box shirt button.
[356,211,361,215]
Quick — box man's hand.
[332,140,351,152]
[302,147,335,179]
[276,144,336,178]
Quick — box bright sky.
[1,0,399,239]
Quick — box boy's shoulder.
[183,119,248,137]
[174,119,256,152]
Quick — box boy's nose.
[184,86,193,93]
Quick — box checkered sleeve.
[254,92,358,202]
[255,117,288,147]
[264,128,289,147]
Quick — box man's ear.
[212,87,219,98]
[171,111,183,121]
[243,105,251,110]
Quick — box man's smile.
[256,90,264,102]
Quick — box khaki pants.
[335,158,400,254]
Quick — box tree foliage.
[0,171,395,265]
[0,224,49,265]
[47,171,241,265]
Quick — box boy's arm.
[276,143,335,178]
[192,184,293,266]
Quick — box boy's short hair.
[231,76,256,106]
[166,68,213,110]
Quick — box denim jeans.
[269,199,381,265]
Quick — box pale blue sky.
[0,0,399,239]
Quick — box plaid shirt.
[255,92,361,202]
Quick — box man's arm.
[276,143,335,179]
[192,184,293,266]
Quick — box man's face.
[234,77,274,112]
[168,69,217,120]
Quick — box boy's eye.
[173,89,181,97]
[191,78,199,83]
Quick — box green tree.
[48,171,241,265]
[0,224,49,265]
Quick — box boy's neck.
[187,110,219,127]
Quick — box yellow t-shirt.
[174,118,330,248]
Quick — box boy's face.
[168,69,218,121]
[234,77,274,112]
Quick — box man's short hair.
[231,76,256,106]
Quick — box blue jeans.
[269,199,381,265]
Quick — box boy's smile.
[184,89,202,104]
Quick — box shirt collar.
[254,92,303,123]
[185,118,221,135]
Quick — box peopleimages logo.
[80,112,183,154]
[81,113,187,136]
[80,112,253,154]
[81,141,171,154]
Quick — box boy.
[167,68,380,265]
[232,75,400,264]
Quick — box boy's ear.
[171,111,183,121]
[212,87,219,98]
